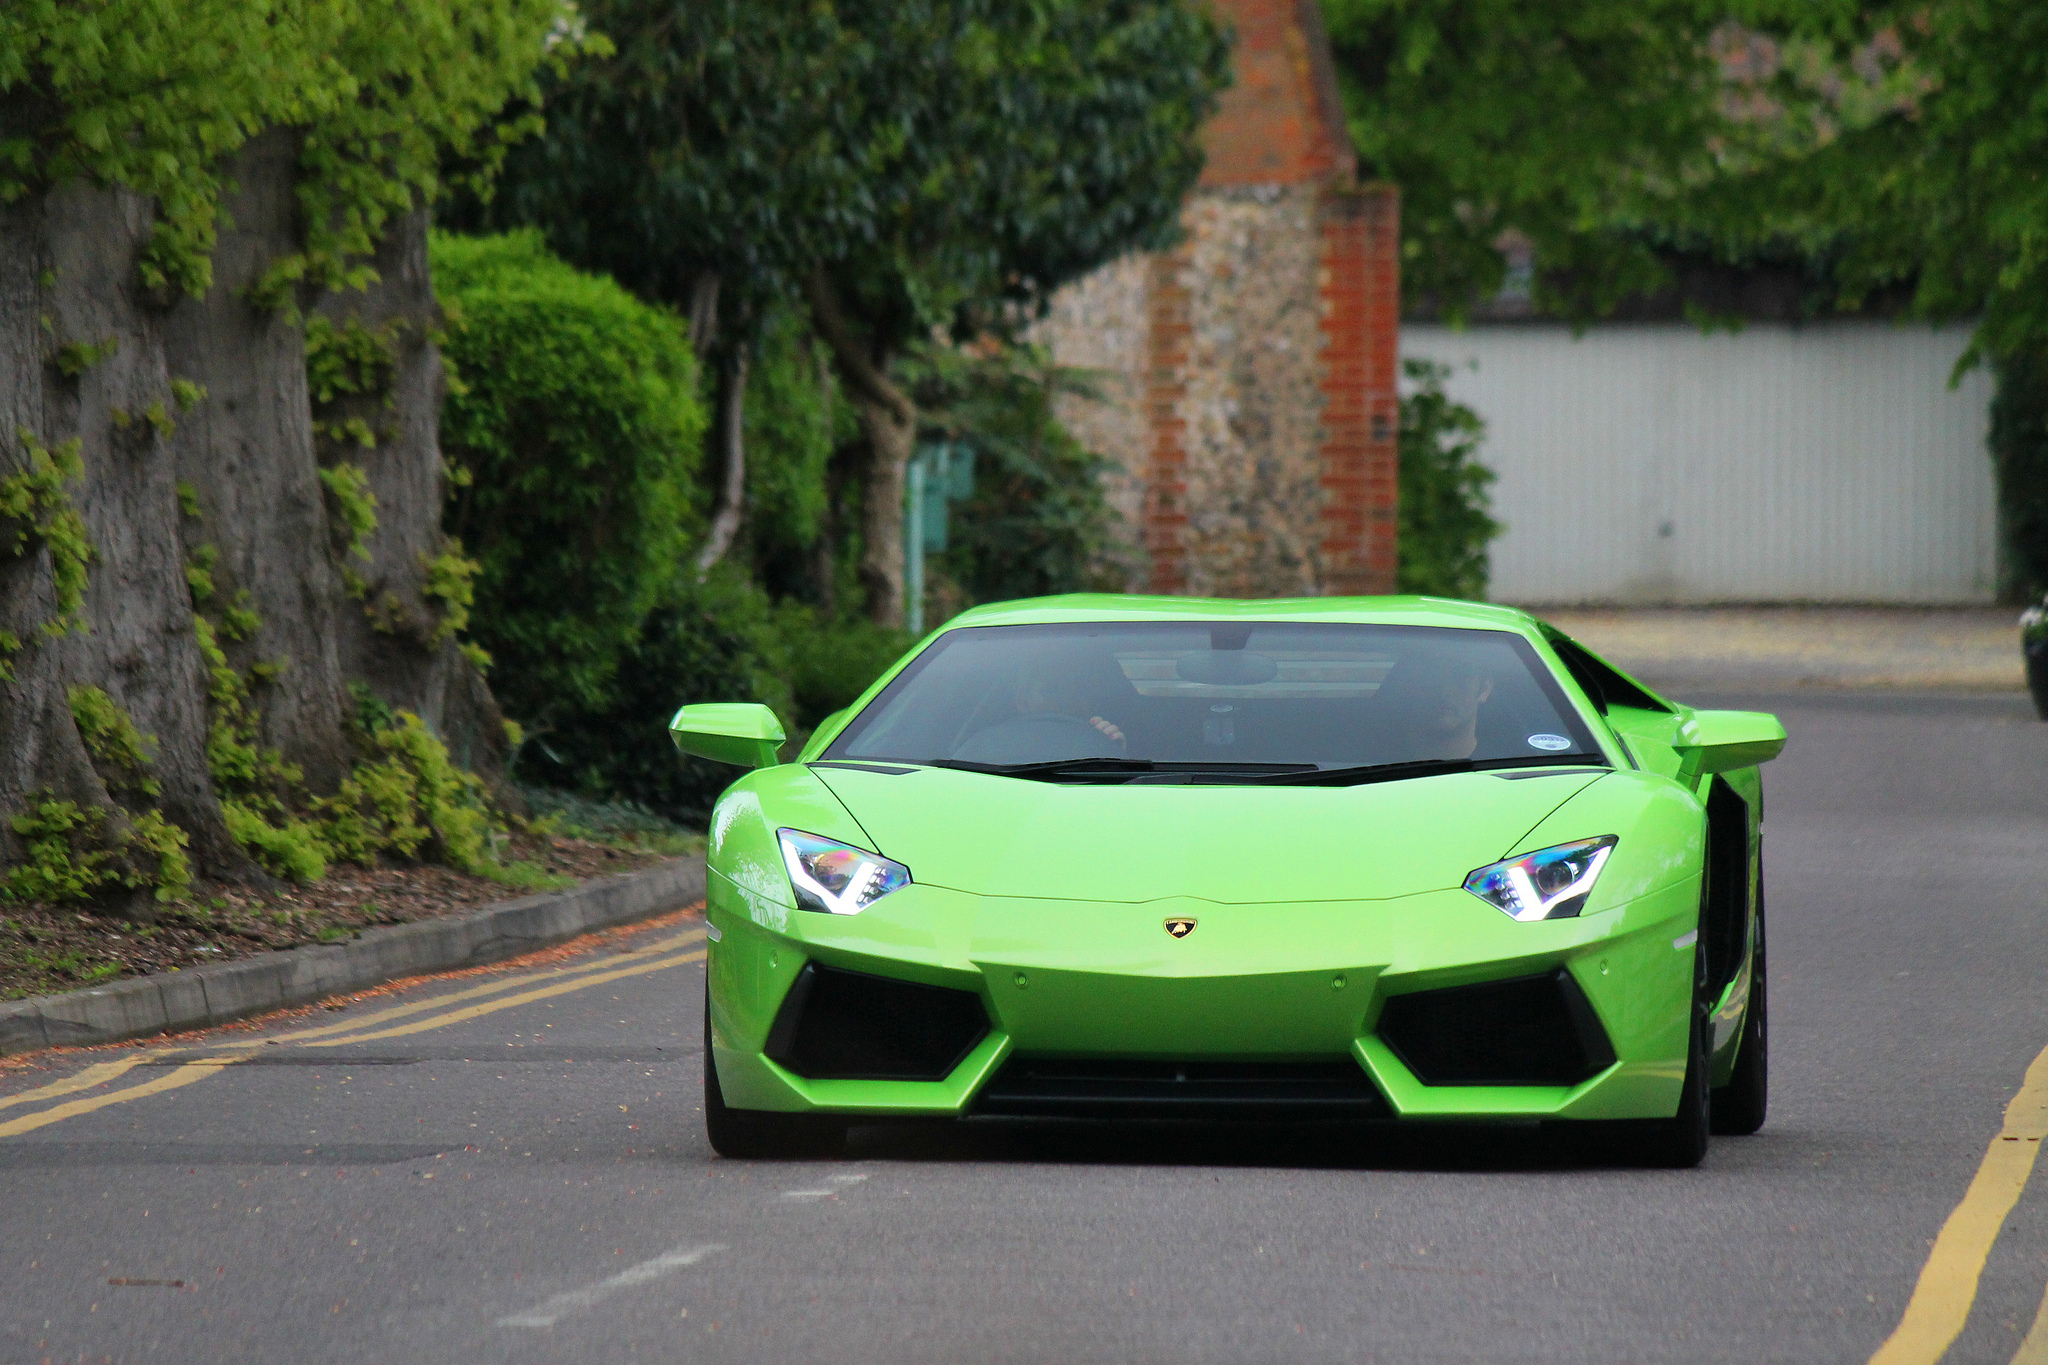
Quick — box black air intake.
[973,1057,1388,1121]
[1376,969,1616,1086]
[764,962,989,1081]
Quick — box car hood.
[810,764,1607,904]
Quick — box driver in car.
[1369,653,1494,761]
[951,653,1129,764]
[1015,669,1125,746]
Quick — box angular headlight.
[776,829,911,915]
[1463,836,1618,922]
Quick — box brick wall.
[1035,0,1399,599]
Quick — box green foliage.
[194,614,300,804]
[1992,351,2048,602]
[53,336,116,377]
[420,543,480,642]
[1323,0,1759,320]
[2,0,573,298]
[171,379,207,412]
[321,712,544,882]
[304,316,399,412]
[176,480,203,520]
[0,428,91,676]
[317,463,378,562]
[904,340,1119,605]
[191,576,546,886]
[518,786,704,856]
[2,798,192,905]
[471,0,1230,329]
[432,229,709,716]
[184,543,218,603]
[220,800,330,883]
[517,569,910,824]
[1396,360,1501,600]
[1730,1,2048,371]
[743,307,846,567]
[68,685,162,800]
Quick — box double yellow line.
[1870,1041,2048,1365]
[0,926,707,1138]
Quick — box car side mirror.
[669,702,786,770]
[1671,709,1786,787]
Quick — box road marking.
[0,1053,166,1114]
[2016,1283,2048,1365]
[0,1051,259,1138]
[1869,1041,2048,1365]
[498,1242,725,1327]
[782,1173,868,1200]
[302,949,706,1047]
[270,927,708,1045]
[0,935,706,1136]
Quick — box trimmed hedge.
[431,229,709,718]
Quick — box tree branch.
[802,269,914,425]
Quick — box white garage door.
[1401,321,1999,604]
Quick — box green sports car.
[672,595,1784,1166]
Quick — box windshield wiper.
[1245,754,1602,788]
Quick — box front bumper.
[704,867,1701,1123]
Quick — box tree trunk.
[317,208,510,783]
[166,131,354,796]
[850,391,914,627]
[694,349,750,575]
[0,180,254,890]
[0,146,511,902]
[802,271,915,627]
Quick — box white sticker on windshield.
[1526,733,1572,752]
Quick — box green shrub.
[1397,359,1501,600]
[744,305,850,582]
[1992,350,2048,601]
[431,229,710,717]
[2,798,192,905]
[518,786,703,855]
[907,340,1120,607]
[516,570,911,824]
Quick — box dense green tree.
[1321,0,1760,320]
[466,0,1230,624]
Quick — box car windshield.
[823,621,1604,778]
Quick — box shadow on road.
[828,1117,1725,1174]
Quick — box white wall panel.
[1401,322,1999,604]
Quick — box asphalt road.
[2,690,2045,1365]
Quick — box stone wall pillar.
[1036,0,1401,599]
[1314,185,1401,596]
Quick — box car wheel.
[703,995,844,1160]
[1711,899,1768,1136]
[1629,943,1711,1169]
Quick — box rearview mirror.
[1671,709,1786,787]
[669,702,786,770]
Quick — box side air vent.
[1377,969,1616,1086]
[973,1057,1388,1122]
[764,962,989,1081]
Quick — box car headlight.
[777,829,911,915]
[1463,837,1618,922]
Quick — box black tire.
[1630,945,1711,1169]
[1711,901,1768,1135]
[703,998,844,1160]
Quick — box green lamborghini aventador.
[672,595,1784,1167]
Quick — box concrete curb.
[0,856,706,1059]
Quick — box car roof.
[938,593,1541,634]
